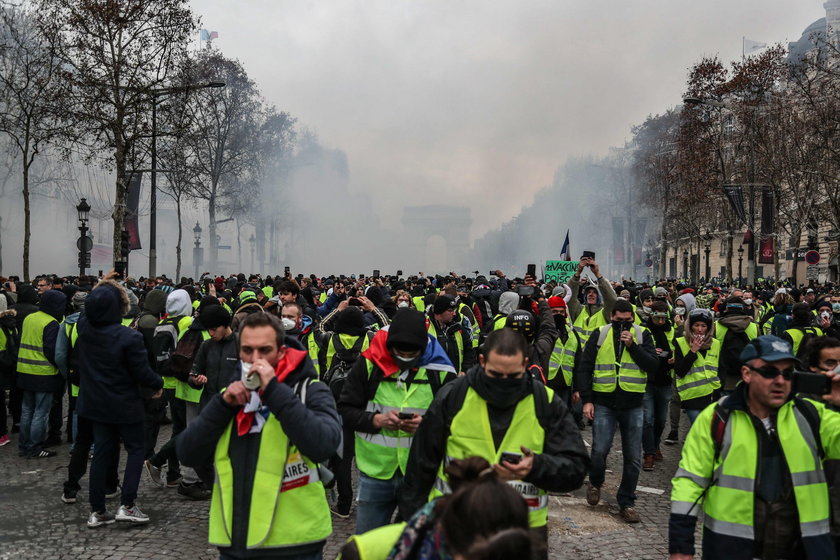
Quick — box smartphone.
[284,266,290,275]
[526,264,536,278]
[98,270,103,277]
[517,285,535,297]
[581,251,596,260]
[489,270,496,276]
[397,412,414,420]
[793,371,832,395]
[348,297,362,306]
[373,269,380,278]
[397,270,403,276]
[500,452,522,465]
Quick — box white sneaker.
[115,504,150,523]
[87,510,115,528]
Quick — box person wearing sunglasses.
[669,335,840,560]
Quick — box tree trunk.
[22,158,30,281]
[235,218,242,272]
[112,143,128,270]
[208,193,217,272]
[0,215,4,276]
[175,195,183,281]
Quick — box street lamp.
[149,81,225,278]
[249,233,255,273]
[76,198,92,279]
[193,222,203,280]
[703,231,713,283]
[683,249,689,281]
[737,245,745,287]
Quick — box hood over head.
[498,291,520,315]
[142,289,167,315]
[39,289,66,321]
[85,284,125,326]
[334,306,367,337]
[165,289,193,318]
[16,283,38,305]
[675,293,696,314]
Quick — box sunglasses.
[748,365,794,380]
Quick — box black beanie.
[386,309,428,352]
[433,295,456,315]
[334,307,367,337]
[200,305,231,330]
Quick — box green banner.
[544,260,578,283]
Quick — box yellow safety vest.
[591,324,646,393]
[431,386,551,527]
[340,522,406,560]
[427,320,465,372]
[208,407,331,549]
[174,329,211,403]
[673,338,721,400]
[573,306,608,344]
[548,326,578,387]
[784,326,824,357]
[17,311,59,376]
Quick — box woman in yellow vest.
[339,457,533,560]
[672,308,721,426]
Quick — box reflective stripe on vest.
[430,386,550,527]
[673,338,721,400]
[572,306,607,343]
[548,326,578,385]
[592,324,646,393]
[17,311,58,376]
[355,363,439,480]
[208,411,331,549]
[670,397,832,557]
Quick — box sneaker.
[331,503,351,519]
[620,507,641,523]
[144,460,163,487]
[654,449,664,462]
[0,434,9,446]
[115,504,150,523]
[663,431,679,445]
[62,489,77,504]
[32,449,57,458]
[105,485,121,500]
[586,483,600,506]
[166,476,183,488]
[643,455,655,471]
[177,482,211,501]
[87,510,116,528]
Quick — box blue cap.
[739,335,800,364]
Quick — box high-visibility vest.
[262,286,274,299]
[458,302,480,349]
[174,329,211,403]
[427,320,465,372]
[341,522,407,560]
[431,386,551,527]
[355,362,444,480]
[714,322,758,343]
[208,412,331,549]
[591,324,646,393]
[573,306,607,344]
[159,315,193,390]
[673,338,721,400]
[67,322,80,397]
[412,296,425,313]
[671,397,835,559]
[319,332,372,376]
[548,326,579,387]
[303,332,320,375]
[17,311,59,376]
[784,326,824,356]
[491,314,508,331]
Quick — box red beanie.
[548,296,567,309]
[680,288,695,295]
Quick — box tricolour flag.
[200,29,219,41]
[560,229,571,261]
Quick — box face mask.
[612,320,633,331]
[397,301,410,308]
[476,372,529,408]
[393,354,420,370]
[743,298,753,306]
[642,306,652,314]
[833,303,840,313]
[281,317,297,331]
[553,314,566,329]
[240,362,261,390]
[675,307,685,316]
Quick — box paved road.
[0,415,697,559]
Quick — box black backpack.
[322,333,367,399]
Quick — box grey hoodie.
[498,291,520,315]
[165,289,193,318]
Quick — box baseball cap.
[739,335,800,365]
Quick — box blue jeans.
[685,408,701,424]
[19,390,53,456]
[356,472,402,534]
[642,385,671,456]
[589,404,643,509]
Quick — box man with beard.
[399,328,590,560]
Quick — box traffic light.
[121,229,130,258]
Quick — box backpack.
[322,334,367,400]
[152,320,180,374]
[163,327,205,382]
[0,310,20,381]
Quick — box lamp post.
[682,249,689,281]
[703,231,712,283]
[737,245,744,287]
[76,198,92,279]
[193,222,203,281]
[149,81,225,278]
[249,233,255,274]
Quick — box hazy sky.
[191,0,824,240]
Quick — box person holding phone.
[672,309,720,425]
[669,335,840,560]
[567,256,618,349]
[400,329,590,560]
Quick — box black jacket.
[177,337,341,559]
[398,367,590,520]
[76,285,162,424]
[576,324,660,410]
[191,331,239,408]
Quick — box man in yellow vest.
[178,312,341,559]
[338,308,456,534]
[782,302,825,359]
[669,335,840,560]
[16,289,65,458]
[399,328,590,559]
[567,257,617,347]
[427,295,475,375]
[577,299,660,523]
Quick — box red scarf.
[235,347,308,436]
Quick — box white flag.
[744,38,767,54]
